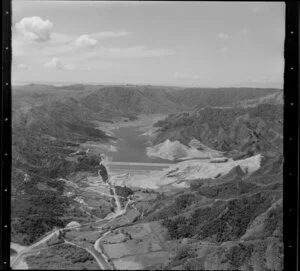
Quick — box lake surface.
[109,126,173,164]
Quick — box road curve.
[64,239,107,270]
[11,155,130,270]
[11,229,59,269]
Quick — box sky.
[12,0,285,88]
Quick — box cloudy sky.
[12,1,285,88]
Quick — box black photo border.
[1,0,12,269]
[283,2,299,271]
[0,1,299,270]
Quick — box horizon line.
[12,81,283,90]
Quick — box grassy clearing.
[101,221,168,269]
[66,230,100,243]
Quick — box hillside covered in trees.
[152,103,283,158]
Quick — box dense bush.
[76,155,101,172]
[264,204,283,237]
[175,193,196,210]
[192,181,258,199]
[47,158,76,179]
[189,178,211,190]
[183,257,205,270]
[147,193,196,222]
[198,192,274,242]
[161,191,278,243]
[174,247,197,261]
[164,247,198,270]
[11,170,72,245]
[162,216,194,239]
[98,164,108,182]
[12,216,65,245]
[115,186,134,198]
[224,243,254,269]
[52,244,94,264]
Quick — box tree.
[157,192,166,200]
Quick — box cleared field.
[113,251,169,270]
[101,222,168,269]
[105,209,140,229]
[103,242,139,258]
[113,256,143,270]
[81,190,112,204]
[124,222,166,243]
[66,230,100,242]
[103,239,163,258]
[101,232,126,244]
[135,251,169,269]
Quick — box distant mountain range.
[12,84,282,141]
[235,91,283,108]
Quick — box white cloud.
[75,35,98,47]
[173,72,201,80]
[17,64,29,69]
[12,20,168,61]
[44,58,64,69]
[217,33,230,40]
[75,32,128,48]
[221,47,228,53]
[44,58,93,71]
[15,17,53,42]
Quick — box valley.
[89,114,175,164]
[11,84,283,270]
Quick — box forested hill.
[152,104,283,158]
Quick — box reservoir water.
[109,126,173,164]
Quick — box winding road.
[11,156,132,270]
